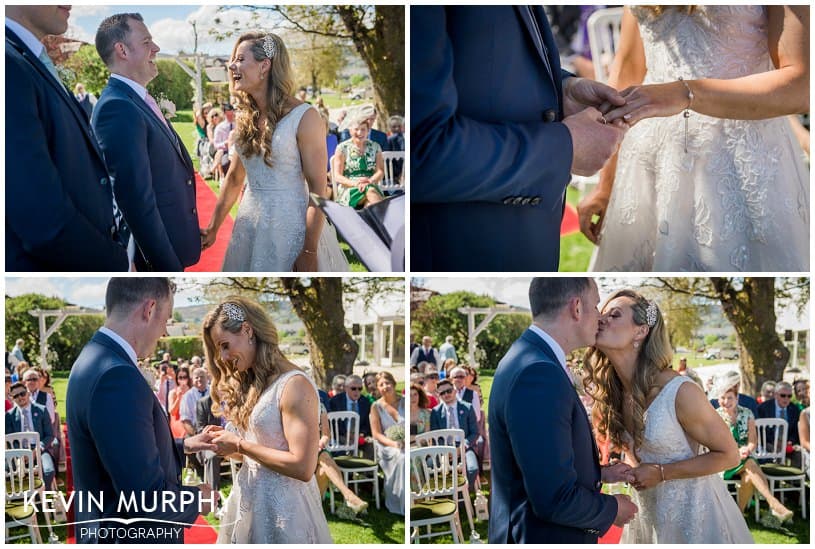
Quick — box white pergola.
[28,306,103,370]
[457,304,529,367]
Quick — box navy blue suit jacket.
[5,28,128,272]
[93,77,200,271]
[67,331,198,543]
[411,6,574,271]
[488,329,616,543]
[6,401,54,448]
[328,392,372,437]
[757,399,801,445]
[430,400,478,448]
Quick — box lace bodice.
[592,6,809,272]
[620,376,753,543]
[633,6,770,84]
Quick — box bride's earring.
[633,341,640,349]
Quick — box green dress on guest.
[334,139,383,208]
[717,405,757,479]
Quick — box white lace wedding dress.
[217,370,332,544]
[620,376,753,544]
[593,6,809,271]
[222,103,348,272]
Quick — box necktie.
[164,380,170,412]
[447,405,455,429]
[143,92,169,128]
[352,399,359,414]
[780,407,787,421]
[38,50,64,88]
[199,390,207,397]
[22,408,31,432]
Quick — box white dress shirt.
[6,17,45,58]
[99,326,138,366]
[529,323,570,381]
[180,386,208,425]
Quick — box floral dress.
[716,404,756,479]
[334,139,383,207]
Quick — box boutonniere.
[158,95,177,120]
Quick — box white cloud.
[6,278,63,299]
[69,5,111,18]
[67,281,109,308]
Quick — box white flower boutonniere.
[158,97,177,119]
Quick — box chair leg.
[460,486,475,536]
[449,518,460,543]
[373,471,381,509]
[329,484,335,514]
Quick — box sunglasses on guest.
[777,393,792,398]
[347,386,363,391]
[451,375,465,379]
[12,391,27,399]
[438,388,455,396]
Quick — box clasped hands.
[602,460,666,491]
[184,425,242,457]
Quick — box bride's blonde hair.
[639,5,697,17]
[229,32,294,168]
[202,296,284,430]
[582,289,673,460]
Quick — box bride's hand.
[200,227,217,250]
[211,430,241,456]
[577,188,610,244]
[630,463,663,491]
[604,81,690,126]
[294,249,318,272]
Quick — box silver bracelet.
[678,77,694,153]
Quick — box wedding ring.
[599,115,608,125]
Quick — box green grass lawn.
[559,186,594,271]
[170,110,366,271]
[416,368,810,543]
[15,371,404,543]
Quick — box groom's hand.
[562,108,627,176]
[612,494,638,526]
[602,462,636,484]
[563,77,627,118]
[184,431,218,454]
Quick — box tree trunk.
[280,278,358,390]
[338,6,405,124]
[710,278,789,395]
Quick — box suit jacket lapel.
[515,6,563,113]
[6,28,108,162]
[108,78,192,169]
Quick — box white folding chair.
[5,432,56,539]
[410,445,463,543]
[381,151,405,192]
[414,428,475,537]
[754,418,807,518]
[5,448,43,544]
[326,411,380,511]
[586,7,624,84]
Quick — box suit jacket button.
[192,208,197,215]
[543,109,557,122]
[531,197,541,206]
[513,197,524,205]
[521,197,531,205]
[187,179,193,186]
[100,177,108,186]
[503,196,514,205]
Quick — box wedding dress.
[222,103,349,272]
[593,6,809,271]
[620,376,753,543]
[217,370,332,543]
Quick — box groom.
[411,6,628,271]
[93,13,200,271]
[489,278,637,543]
[67,278,216,543]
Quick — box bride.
[202,298,332,543]
[584,289,753,543]
[579,6,809,271]
[200,32,347,272]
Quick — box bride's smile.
[210,323,256,373]
[228,40,269,97]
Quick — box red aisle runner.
[600,524,623,544]
[187,173,233,272]
[561,203,580,236]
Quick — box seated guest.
[363,371,379,401]
[316,402,368,514]
[332,115,385,209]
[430,379,479,488]
[167,366,191,438]
[409,383,432,442]
[709,370,758,417]
[793,379,810,409]
[387,115,404,181]
[22,368,55,423]
[440,358,456,380]
[195,392,224,493]
[339,105,389,151]
[6,382,56,488]
[329,374,346,398]
[181,367,209,436]
[423,367,440,408]
[369,371,405,515]
[758,380,776,404]
[212,104,236,179]
[800,406,810,452]
[715,381,793,522]
[758,381,801,445]
[450,366,482,422]
[409,372,425,389]
[328,375,373,458]
[5,374,13,411]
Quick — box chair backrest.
[327,411,361,454]
[410,445,458,502]
[754,418,788,462]
[6,448,36,499]
[381,151,404,189]
[587,7,624,83]
[328,154,337,187]
[413,428,467,473]
[6,431,44,476]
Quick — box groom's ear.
[568,296,582,321]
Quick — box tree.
[411,291,530,369]
[216,6,404,123]
[61,44,110,96]
[639,287,703,348]
[5,294,104,371]
[148,59,195,110]
[290,33,348,93]
[653,278,809,395]
[190,277,402,389]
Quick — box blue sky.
[66,5,282,56]
[5,278,202,308]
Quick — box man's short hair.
[776,381,793,393]
[345,375,363,386]
[10,381,25,393]
[105,277,175,317]
[529,278,592,319]
[15,339,24,346]
[437,379,453,390]
[95,13,144,66]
